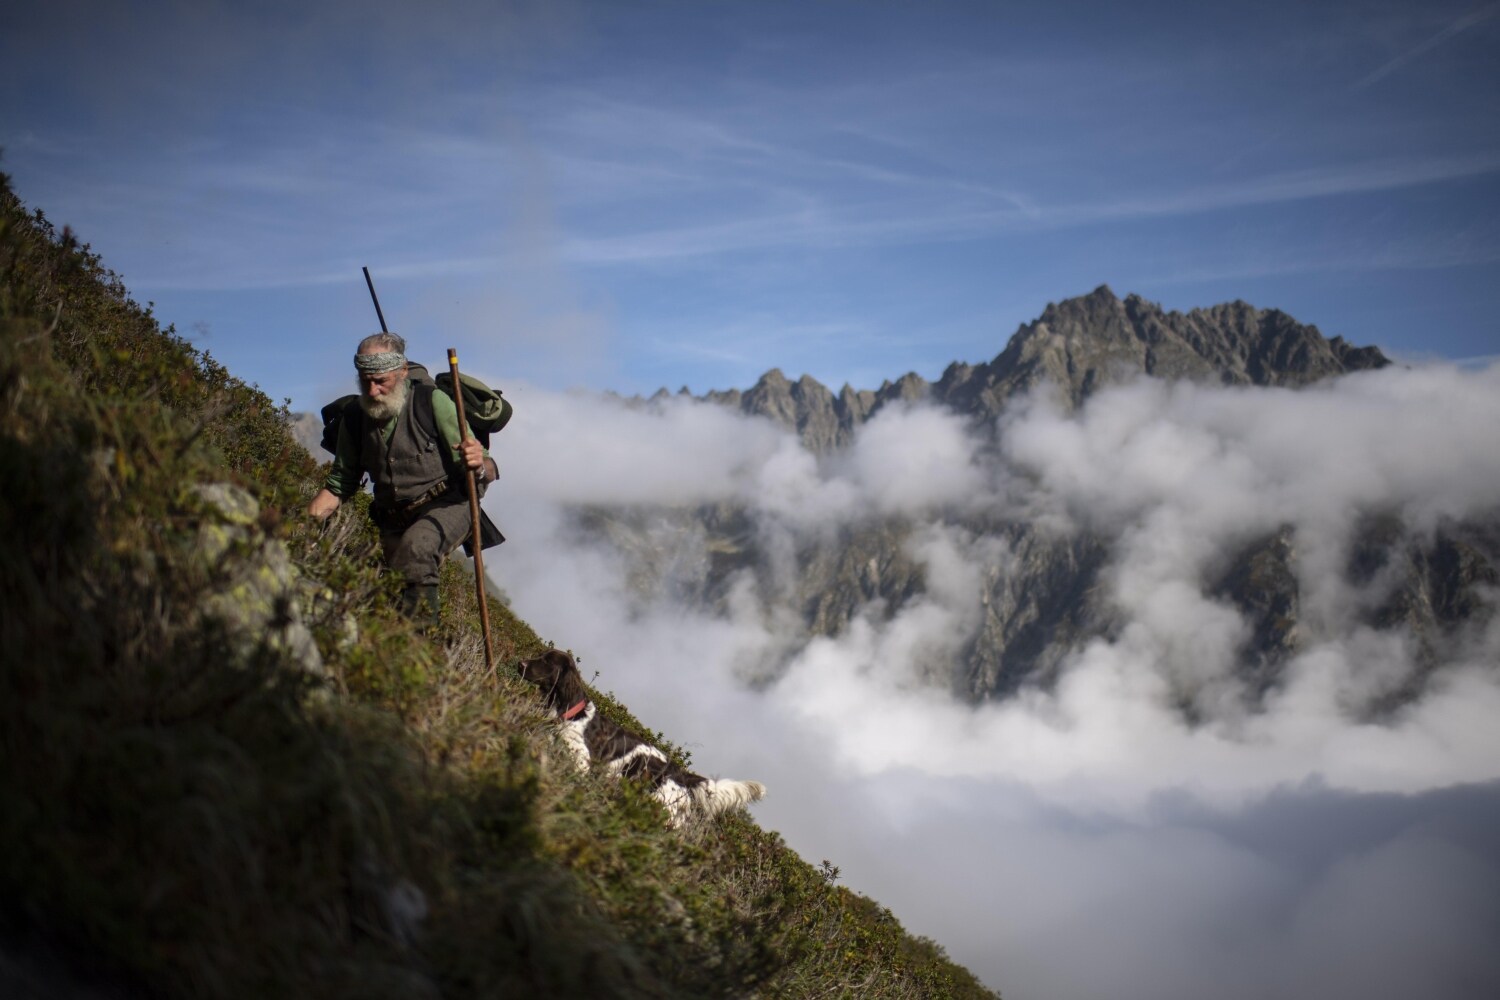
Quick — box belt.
[372,480,452,532]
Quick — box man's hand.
[460,437,485,472]
[308,488,342,520]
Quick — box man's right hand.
[308,488,342,520]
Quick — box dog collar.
[562,699,588,721]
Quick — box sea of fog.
[481,362,1500,1000]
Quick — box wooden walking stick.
[448,348,495,670]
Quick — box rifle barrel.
[362,266,389,333]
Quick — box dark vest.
[360,382,463,510]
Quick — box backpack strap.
[409,381,467,482]
[410,380,439,443]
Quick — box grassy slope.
[0,174,1000,1000]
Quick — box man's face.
[360,366,407,399]
[356,360,410,421]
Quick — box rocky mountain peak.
[1036,283,1127,330]
[934,287,1391,418]
[678,288,1390,449]
[736,366,868,452]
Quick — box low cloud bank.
[485,363,1500,999]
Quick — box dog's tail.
[693,778,766,818]
[658,777,767,827]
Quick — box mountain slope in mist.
[598,287,1496,714]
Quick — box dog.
[516,649,765,827]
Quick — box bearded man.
[308,332,497,627]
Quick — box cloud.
[1351,2,1500,92]
[17,1,1497,298]
[842,405,989,515]
[486,361,1500,999]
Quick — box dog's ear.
[548,650,590,706]
[541,651,569,680]
[518,649,590,713]
[517,654,559,687]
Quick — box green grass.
[0,170,1000,999]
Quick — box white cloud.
[842,404,988,515]
[486,360,1500,998]
[489,363,1500,805]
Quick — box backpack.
[318,361,512,455]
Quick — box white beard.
[358,373,408,422]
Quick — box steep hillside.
[0,176,998,998]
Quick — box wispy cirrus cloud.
[5,0,1495,391]
[538,150,1500,269]
[1352,2,1500,91]
[94,126,1500,293]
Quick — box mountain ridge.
[664,285,1391,452]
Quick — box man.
[308,332,497,628]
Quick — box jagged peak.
[752,367,790,388]
[793,372,833,399]
[880,372,929,402]
[1027,286,1135,342]
[1043,284,1121,313]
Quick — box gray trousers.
[379,498,473,587]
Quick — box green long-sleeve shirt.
[324,386,489,499]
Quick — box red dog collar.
[562,699,588,721]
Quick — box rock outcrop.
[190,482,328,678]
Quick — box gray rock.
[960,523,1113,701]
[287,410,325,457]
[1209,526,1302,698]
[190,482,325,677]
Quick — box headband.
[355,351,406,375]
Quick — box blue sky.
[3,0,1498,411]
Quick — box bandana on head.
[355,351,406,375]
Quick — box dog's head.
[516,648,590,717]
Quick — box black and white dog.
[517,649,765,827]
